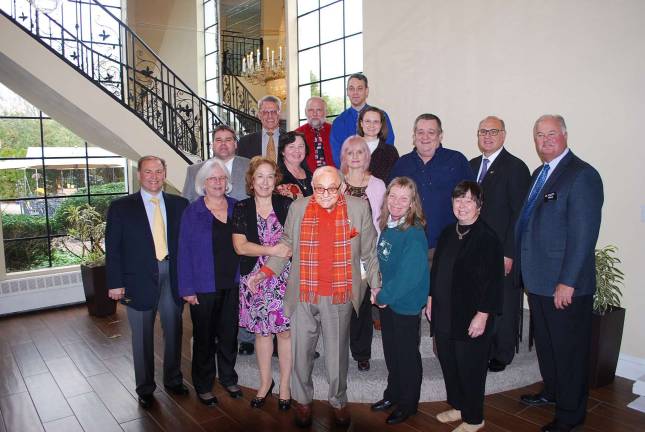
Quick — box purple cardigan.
[177,195,239,297]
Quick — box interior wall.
[364,0,645,359]
[128,0,201,90]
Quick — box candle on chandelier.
[256,48,260,65]
[266,47,269,63]
[242,57,246,73]
[271,50,275,67]
[279,46,282,63]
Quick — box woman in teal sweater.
[371,176,429,425]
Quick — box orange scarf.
[299,195,352,305]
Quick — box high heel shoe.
[278,398,291,411]
[250,380,275,408]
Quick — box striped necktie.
[517,164,550,237]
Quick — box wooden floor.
[0,304,643,432]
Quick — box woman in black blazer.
[426,180,504,432]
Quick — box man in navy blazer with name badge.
[516,115,603,432]
[106,156,190,408]
[470,116,530,372]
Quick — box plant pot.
[589,305,625,388]
[80,264,116,317]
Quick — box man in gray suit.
[249,165,380,428]
[182,124,254,355]
[516,115,603,432]
[183,124,250,202]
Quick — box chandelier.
[242,46,286,86]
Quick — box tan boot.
[453,420,485,432]
[436,408,462,423]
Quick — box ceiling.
[220,0,261,38]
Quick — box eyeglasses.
[214,137,235,144]
[477,129,505,136]
[206,176,227,183]
[260,110,279,117]
[313,185,340,195]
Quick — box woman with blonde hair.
[339,135,386,372]
[370,176,429,424]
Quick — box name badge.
[544,192,557,201]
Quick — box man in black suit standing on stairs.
[237,95,285,161]
[470,116,530,372]
[106,155,190,408]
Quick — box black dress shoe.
[371,399,394,411]
[386,409,414,425]
[138,394,154,409]
[164,383,189,395]
[225,384,243,399]
[198,393,218,407]
[250,380,275,408]
[278,398,292,411]
[488,358,507,372]
[238,342,254,355]
[521,393,555,406]
[357,360,370,371]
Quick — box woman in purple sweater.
[177,159,242,407]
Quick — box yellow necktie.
[266,133,276,162]
[150,197,168,261]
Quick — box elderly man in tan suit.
[249,163,379,428]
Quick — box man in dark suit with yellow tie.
[516,115,603,432]
[106,156,190,408]
[237,95,285,161]
[470,116,530,372]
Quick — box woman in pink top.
[339,135,386,372]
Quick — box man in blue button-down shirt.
[388,114,473,263]
[330,73,396,166]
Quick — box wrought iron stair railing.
[0,0,260,162]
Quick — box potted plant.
[589,245,625,388]
[64,204,116,317]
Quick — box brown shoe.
[294,402,313,428]
[333,406,351,426]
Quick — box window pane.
[204,0,216,28]
[320,40,344,80]
[345,34,363,74]
[1,200,48,238]
[320,2,343,44]
[0,118,41,158]
[321,77,346,117]
[320,0,338,6]
[43,119,85,148]
[344,0,362,35]
[48,196,88,236]
[87,158,126,194]
[206,79,219,101]
[0,165,44,199]
[298,11,319,50]
[3,238,49,272]
[45,162,88,197]
[298,47,320,85]
[51,236,83,267]
[298,0,318,16]
[205,29,217,54]
[205,53,218,80]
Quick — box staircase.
[0,0,260,189]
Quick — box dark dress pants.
[189,287,240,394]
[490,276,522,365]
[350,287,373,361]
[380,307,422,413]
[126,260,183,397]
[528,293,593,425]
[435,331,492,424]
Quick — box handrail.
[0,0,261,163]
[221,64,259,117]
